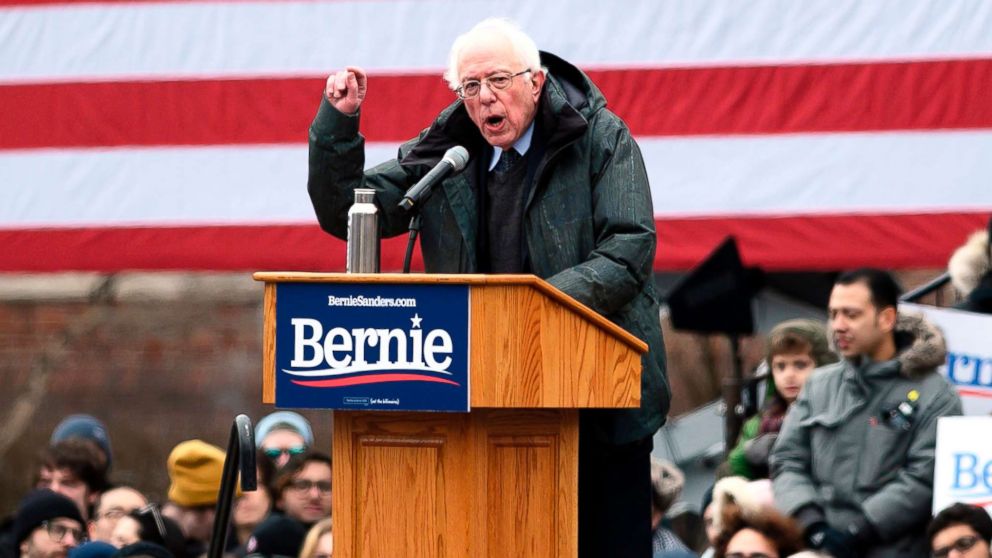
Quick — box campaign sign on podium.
[274,282,470,412]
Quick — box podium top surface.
[253,272,647,353]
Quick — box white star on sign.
[410,313,423,328]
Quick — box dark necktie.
[493,148,522,175]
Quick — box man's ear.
[877,305,897,333]
[531,70,546,100]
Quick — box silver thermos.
[346,188,380,273]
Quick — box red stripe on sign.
[958,388,992,399]
[292,374,460,388]
[1,212,988,272]
[971,500,992,507]
[3,59,992,149]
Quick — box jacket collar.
[398,51,595,171]
[843,312,947,382]
[395,52,598,270]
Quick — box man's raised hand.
[325,66,367,115]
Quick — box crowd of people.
[650,262,992,558]
[0,411,332,558]
[4,235,990,558]
[2,269,990,558]
[5,251,991,558]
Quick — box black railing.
[208,414,257,558]
[900,272,951,303]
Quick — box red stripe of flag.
[3,59,992,149]
[1,212,987,272]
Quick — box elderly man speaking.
[307,18,670,556]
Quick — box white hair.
[444,18,542,91]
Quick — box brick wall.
[0,273,332,515]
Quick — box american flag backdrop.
[2,0,991,273]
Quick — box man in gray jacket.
[308,18,669,557]
[771,268,962,558]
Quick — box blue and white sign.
[902,303,992,416]
[933,416,992,515]
[275,282,470,412]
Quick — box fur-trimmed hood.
[893,312,947,379]
[949,229,991,297]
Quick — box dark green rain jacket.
[307,51,670,444]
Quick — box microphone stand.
[402,212,421,274]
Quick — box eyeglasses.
[726,553,777,558]
[289,479,331,493]
[263,445,306,460]
[455,69,531,99]
[42,521,86,544]
[933,535,980,558]
[95,507,128,522]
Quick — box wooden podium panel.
[256,273,642,557]
[468,284,641,408]
[333,410,577,558]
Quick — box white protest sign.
[902,303,992,416]
[933,416,992,515]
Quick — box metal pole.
[899,272,950,303]
[208,414,257,558]
[723,333,744,455]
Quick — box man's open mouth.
[485,115,505,127]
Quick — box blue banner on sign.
[275,282,470,412]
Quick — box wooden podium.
[254,273,646,558]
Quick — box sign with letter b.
[274,282,470,412]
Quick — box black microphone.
[398,146,469,211]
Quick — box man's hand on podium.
[324,66,367,115]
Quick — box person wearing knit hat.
[67,541,116,558]
[161,440,225,558]
[14,490,86,558]
[244,513,308,558]
[254,412,314,468]
[725,319,838,480]
[166,440,225,508]
[50,416,113,472]
[111,542,174,558]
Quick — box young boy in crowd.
[726,319,838,479]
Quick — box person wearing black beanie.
[13,490,86,558]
